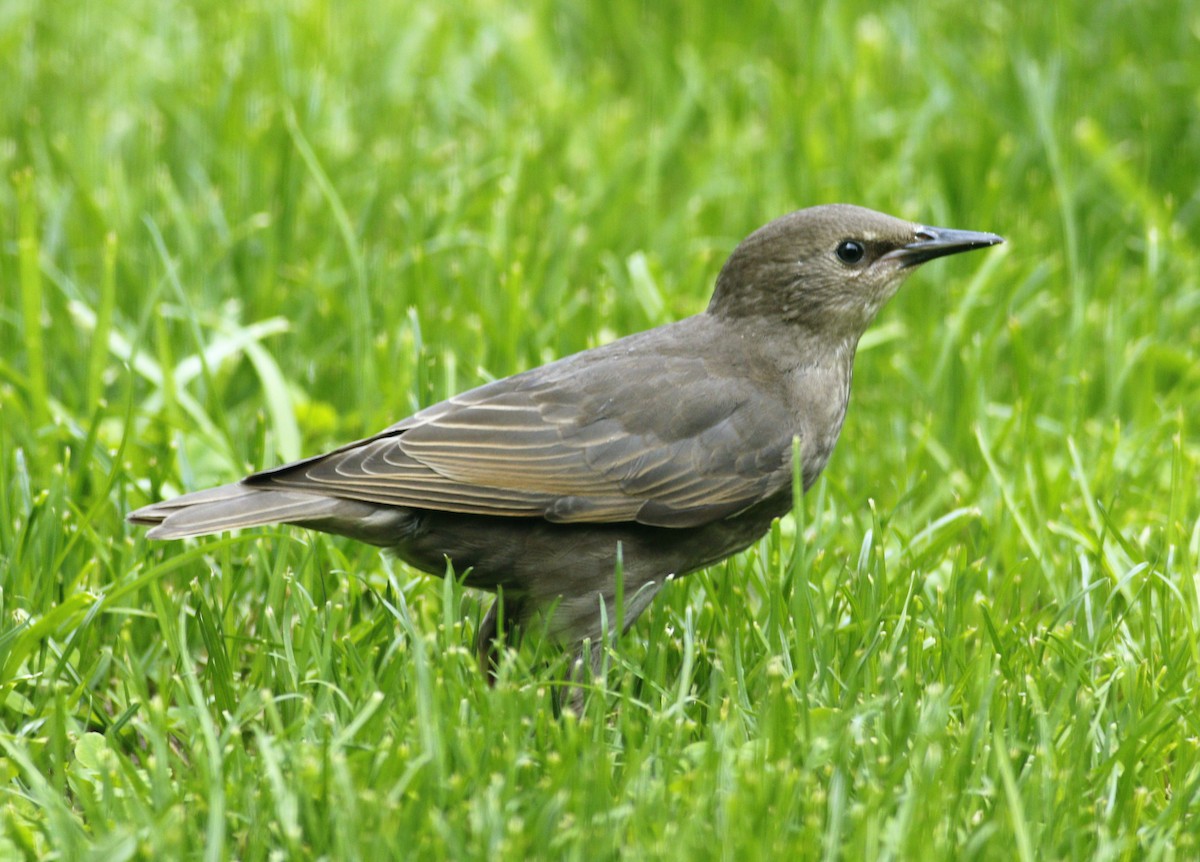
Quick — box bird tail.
[127,482,351,540]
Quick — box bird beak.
[884,225,1005,268]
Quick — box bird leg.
[475,591,526,684]
[560,639,605,716]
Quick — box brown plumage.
[129,204,1002,678]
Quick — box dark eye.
[836,240,866,265]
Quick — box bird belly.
[390,499,786,643]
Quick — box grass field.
[3,1,1199,858]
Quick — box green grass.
[2,0,1199,858]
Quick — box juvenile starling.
[129,204,1002,678]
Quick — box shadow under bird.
[129,204,1002,681]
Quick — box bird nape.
[129,204,1003,698]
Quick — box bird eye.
[836,240,866,265]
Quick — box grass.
[2,0,1199,858]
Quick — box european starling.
[129,204,1002,679]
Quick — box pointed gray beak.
[885,225,1005,268]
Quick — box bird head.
[707,204,1003,341]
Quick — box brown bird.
[129,204,1002,684]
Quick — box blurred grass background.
[2,0,1199,858]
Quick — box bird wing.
[248,323,795,528]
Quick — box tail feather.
[128,482,356,540]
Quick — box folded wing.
[249,330,795,528]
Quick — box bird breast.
[787,343,855,490]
